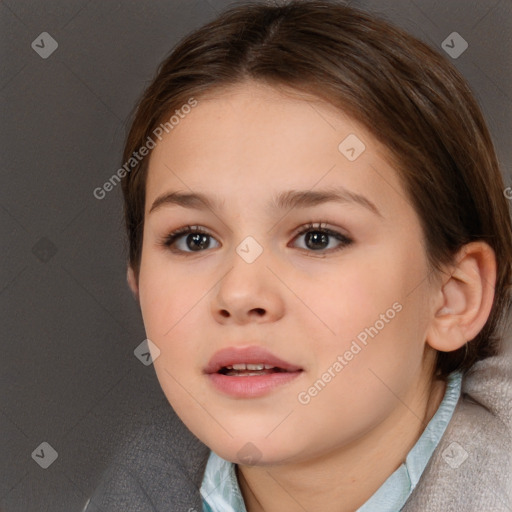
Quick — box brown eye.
[162,226,220,253]
[292,223,353,253]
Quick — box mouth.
[217,363,294,377]
[204,346,303,375]
[205,346,303,398]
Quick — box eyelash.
[159,222,353,255]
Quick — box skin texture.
[128,82,496,512]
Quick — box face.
[136,82,439,465]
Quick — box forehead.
[145,82,409,218]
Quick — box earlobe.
[127,266,139,301]
[427,242,496,353]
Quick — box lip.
[204,346,302,374]
[204,346,303,398]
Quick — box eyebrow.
[149,186,382,217]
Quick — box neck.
[237,366,447,512]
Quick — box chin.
[199,429,306,467]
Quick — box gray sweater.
[85,333,512,512]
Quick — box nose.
[211,245,285,325]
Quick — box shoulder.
[84,400,209,511]
[403,332,512,511]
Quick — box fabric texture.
[200,372,463,512]
[85,332,512,512]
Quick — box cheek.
[137,262,208,411]
[138,254,198,336]
[314,264,399,338]
[317,249,429,363]
[137,264,208,397]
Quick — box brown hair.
[121,0,512,376]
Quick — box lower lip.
[207,371,303,398]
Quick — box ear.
[427,241,497,353]
[127,265,139,302]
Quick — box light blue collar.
[201,371,462,512]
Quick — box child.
[86,1,512,510]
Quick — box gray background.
[1,0,511,511]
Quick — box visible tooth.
[226,363,276,371]
[246,363,265,371]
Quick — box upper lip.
[204,346,303,374]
